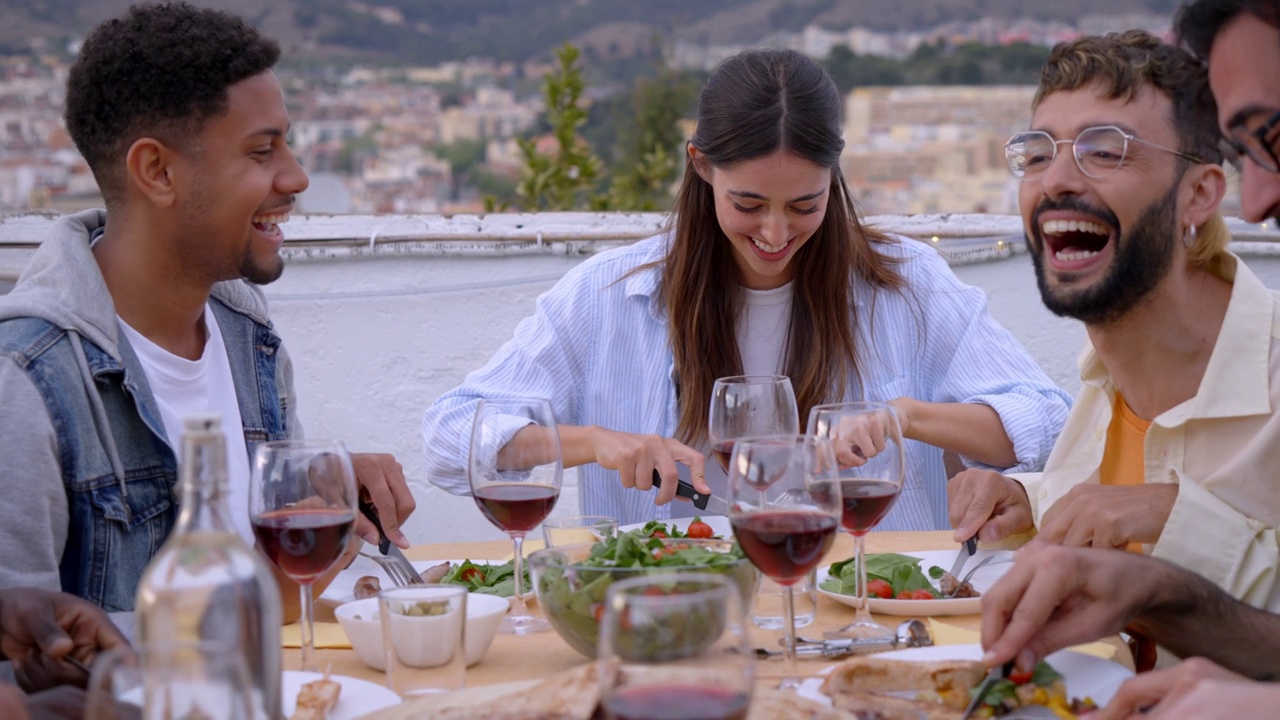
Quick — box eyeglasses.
[1226,108,1280,174]
[1004,125,1206,180]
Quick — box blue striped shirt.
[421,234,1071,530]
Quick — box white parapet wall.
[3,211,1280,542]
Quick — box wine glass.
[726,434,840,676]
[250,440,358,671]
[470,397,563,634]
[806,401,906,641]
[708,375,799,473]
[598,573,752,720]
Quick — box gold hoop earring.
[1183,223,1196,249]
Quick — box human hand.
[0,684,29,720]
[980,543,1166,669]
[821,405,901,468]
[1094,657,1254,719]
[589,428,709,504]
[1038,484,1177,548]
[0,588,127,692]
[352,453,415,549]
[948,469,1034,543]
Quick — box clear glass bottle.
[135,414,282,719]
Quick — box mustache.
[1030,196,1121,234]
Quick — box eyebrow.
[247,126,289,141]
[729,189,825,203]
[1225,104,1278,130]
[1027,121,1141,137]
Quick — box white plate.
[319,557,533,607]
[284,670,400,719]
[817,549,1013,616]
[796,644,1132,708]
[618,515,733,539]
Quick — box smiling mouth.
[750,237,790,254]
[252,211,290,233]
[1040,218,1113,262]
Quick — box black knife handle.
[358,498,392,555]
[651,470,710,511]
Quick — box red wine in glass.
[606,684,750,720]
[473,483,559,533]
[731,511,838,585]
[838,478,901,535]
[711,441,735,473]
[251,508,355,583]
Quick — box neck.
[1086,263,1232,419]
[95,209,211,360]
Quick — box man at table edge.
[0,2,415,619]
[947,22,1280,615]
[979,3,1280,717]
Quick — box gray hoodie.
[0,209,298,599]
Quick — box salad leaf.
[819,553,939,598]
[439,559,530,597]
[1031,660,1063,687]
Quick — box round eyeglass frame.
[1004,125,1205,180]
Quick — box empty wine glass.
[708,375,799,473]
[470,397,563,634]
[726,434,840,677]
[598,573,752,720]
[250,440,358,671]
[807,401,906,641]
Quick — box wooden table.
[294,529,1129,693]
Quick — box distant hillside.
[0,0,1183,63]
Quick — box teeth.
[1041,219,1108,236]
[1054,249,1100,262]
[253,213,289,226]
[751,237,785,253]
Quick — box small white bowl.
[335,592,508,669]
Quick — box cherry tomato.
[687,519,714,539]
[867,579,894,599]
[458,567,483,583]
[651,530,668,539]
[592,604,605,623]
[1008,669,1035,685]
[910,588,935,600]
[897,590,914,599]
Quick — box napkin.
[927,618,1116,660]
[281,621,352,649]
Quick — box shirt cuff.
[963,393,1050,473]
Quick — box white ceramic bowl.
[334,592,508,669]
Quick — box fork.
[946,554,998,597]
[357,549,423,587]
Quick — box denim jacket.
[0,210,299,611]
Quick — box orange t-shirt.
[1098,392,1152,552]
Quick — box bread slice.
[821,657,985,696]
[747,686,859,720]
[377,663,599,720]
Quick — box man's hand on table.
[353,453,415,549]
[948,469,1034,543]
[1094,657,1256,719]
[979,543,1166,669]
[1037,484,1177,548]
[0,587,127,692]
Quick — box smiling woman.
[421,48,1072,529]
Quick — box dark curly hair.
[1176,0,1280,61]
[64,2,280,207]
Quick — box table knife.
[948,535,978,579]
[650,470,733,516]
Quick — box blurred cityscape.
[3,9,1236,219]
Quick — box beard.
[240,250,284,285]
[1027,183,1178,326]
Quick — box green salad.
[440,559,530,597]
[820,552,943,599]
[533,527,756,658]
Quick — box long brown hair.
[662,49,905,445]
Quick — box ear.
[1181,162,1227,228]
[688,144,712,184]
[124,138,179,208]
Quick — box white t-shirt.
[672,282,794,518]
[118,305,254,546]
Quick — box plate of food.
[319,557,533,607]
[799,644,1131,718]
[617,516,732,540]
[817,550,1013,616]
[285,669,400,719]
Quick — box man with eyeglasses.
[949,29,1280,618]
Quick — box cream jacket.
[1016,254,1280,611]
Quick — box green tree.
[605,69,697,211]
[506,43,603,211]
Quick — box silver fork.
[357,549,423,587]
[946,554,999,597]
